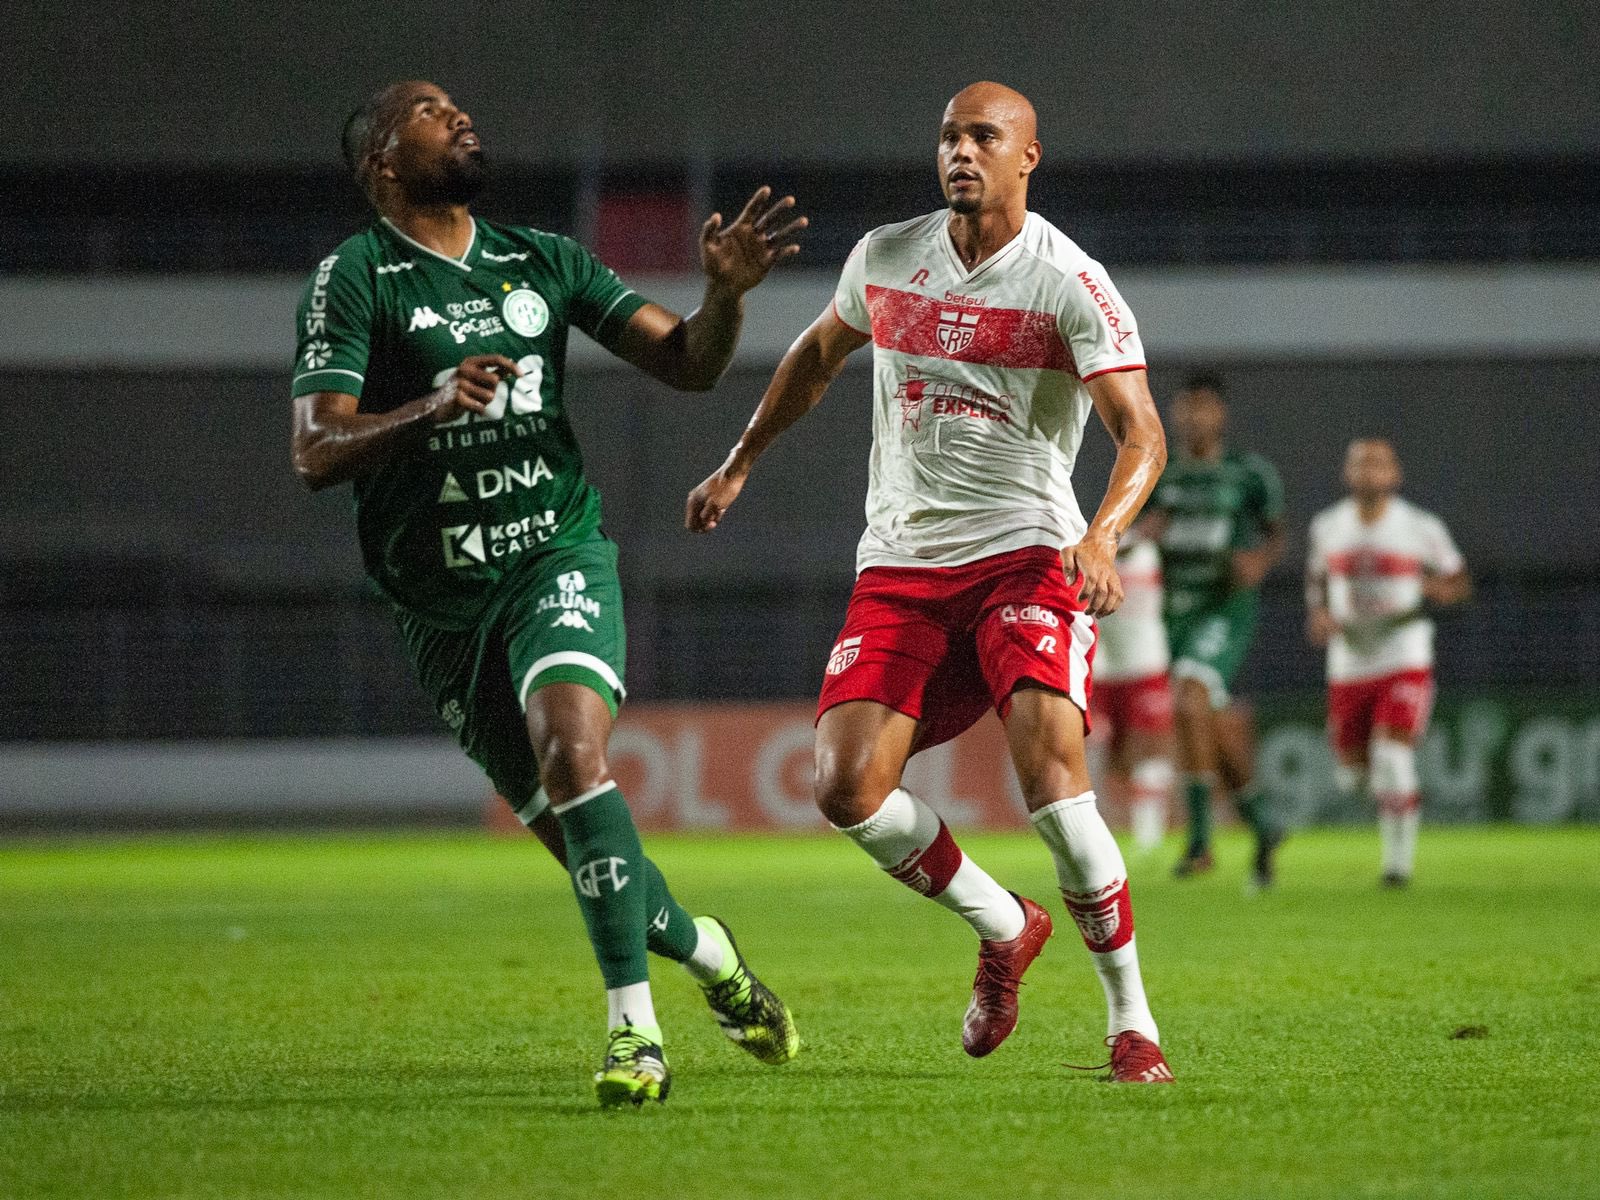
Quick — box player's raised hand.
[430,354,521,423]
[700,186,808,295]
[685,464,748,533]
[1063,531,1124,617]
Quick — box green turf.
[2,826,1597,1199]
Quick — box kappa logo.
[409,306,446,332]
[550,610,595,632]
[375,261,414,275]
[937,308,981,355]
[482,249,530,263]
[649,906,670,933]
[826,635,863,675]
[441,524,486,568]
[574,856,630,898]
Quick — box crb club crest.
[936,307,981,354]
[1069,897,1122,945]
[826,635,863,675]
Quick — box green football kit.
[292,217,644,812]
[1148,449,1284,708]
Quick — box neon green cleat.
[594,1026,670,1109]
[695,916,800,1066]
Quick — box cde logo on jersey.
[826,635,863,675]
[502,289,549,337]
[936,308,981,354]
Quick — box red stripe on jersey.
[1326,550,1423,577]
[1082,362,1147,382]
[865,285,1074,373]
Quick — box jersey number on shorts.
[432,354,545,424]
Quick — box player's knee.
[813,749,886,828]
[535,733,610,803]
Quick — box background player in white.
[1307,439,1470,886]
[686,83,1174,1082]
[1090,533,1177,854]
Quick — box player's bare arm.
[1232,518,1286,590]
[611,186,808,392]
[685,307,869,531]
[1305,568,1337,646]
[291,354,521,490]
[1422,567,1471,607]
[1065,368,1168,617]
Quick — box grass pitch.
[2,826,1597,1199]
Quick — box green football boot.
[695,916,800,1066]
[594,1025,670,1109]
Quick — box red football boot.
[961,894,1053,1057]
[1107,1030,1175,1083]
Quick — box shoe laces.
[972,944,1022,1003]
[703,964,754,1015]
[1063,1034,1132,1074]
[607,1028,662,1066]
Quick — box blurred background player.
[1144,373,1286,886]
[1088,532,1176,854]
[1306,439,1470,887]
[290,81,805,1106]
[686,82,1174,1082]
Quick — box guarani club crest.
[937,307,981,354]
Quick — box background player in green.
[289,80,805,1107]
[1143,373,1286,886]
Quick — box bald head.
[938,81,1040,217]
[944,82,1038,144]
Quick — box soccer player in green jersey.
[1143,373,1286,886]
[289,81,804,1107]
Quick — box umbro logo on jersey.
[408,306,446,332]
[376,261,414,274]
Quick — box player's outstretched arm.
[685,307,868,532]
[611,186,808,392]
[1067,368,1168,616]
[290,355,519,490]
[1422,568,1471,607]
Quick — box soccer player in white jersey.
[686,83,1173,1082]
[1091,533,1176,854]
[1306,439,1470,887]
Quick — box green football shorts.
[395,535,627,820]
[1165,589,1259,709]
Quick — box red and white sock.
[1372,738,1420,877]
[1129,757,1173,852]
[836,787,1025,942]
[1031,791,1158,1043]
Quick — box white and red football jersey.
[1307,496,1464,682]
[1096,536,1170,683]
[831,210,1147,573]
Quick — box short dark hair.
[1180,370,1228,398]
[340,83,415,193]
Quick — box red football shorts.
[1326,668,1436,754]
[1091,671,1175,736]
[817,544,1096,751]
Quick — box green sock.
[1235,786,1271,840]
[553,785,649,989]
[1184,775,1214,856]
[642,857,699,962]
